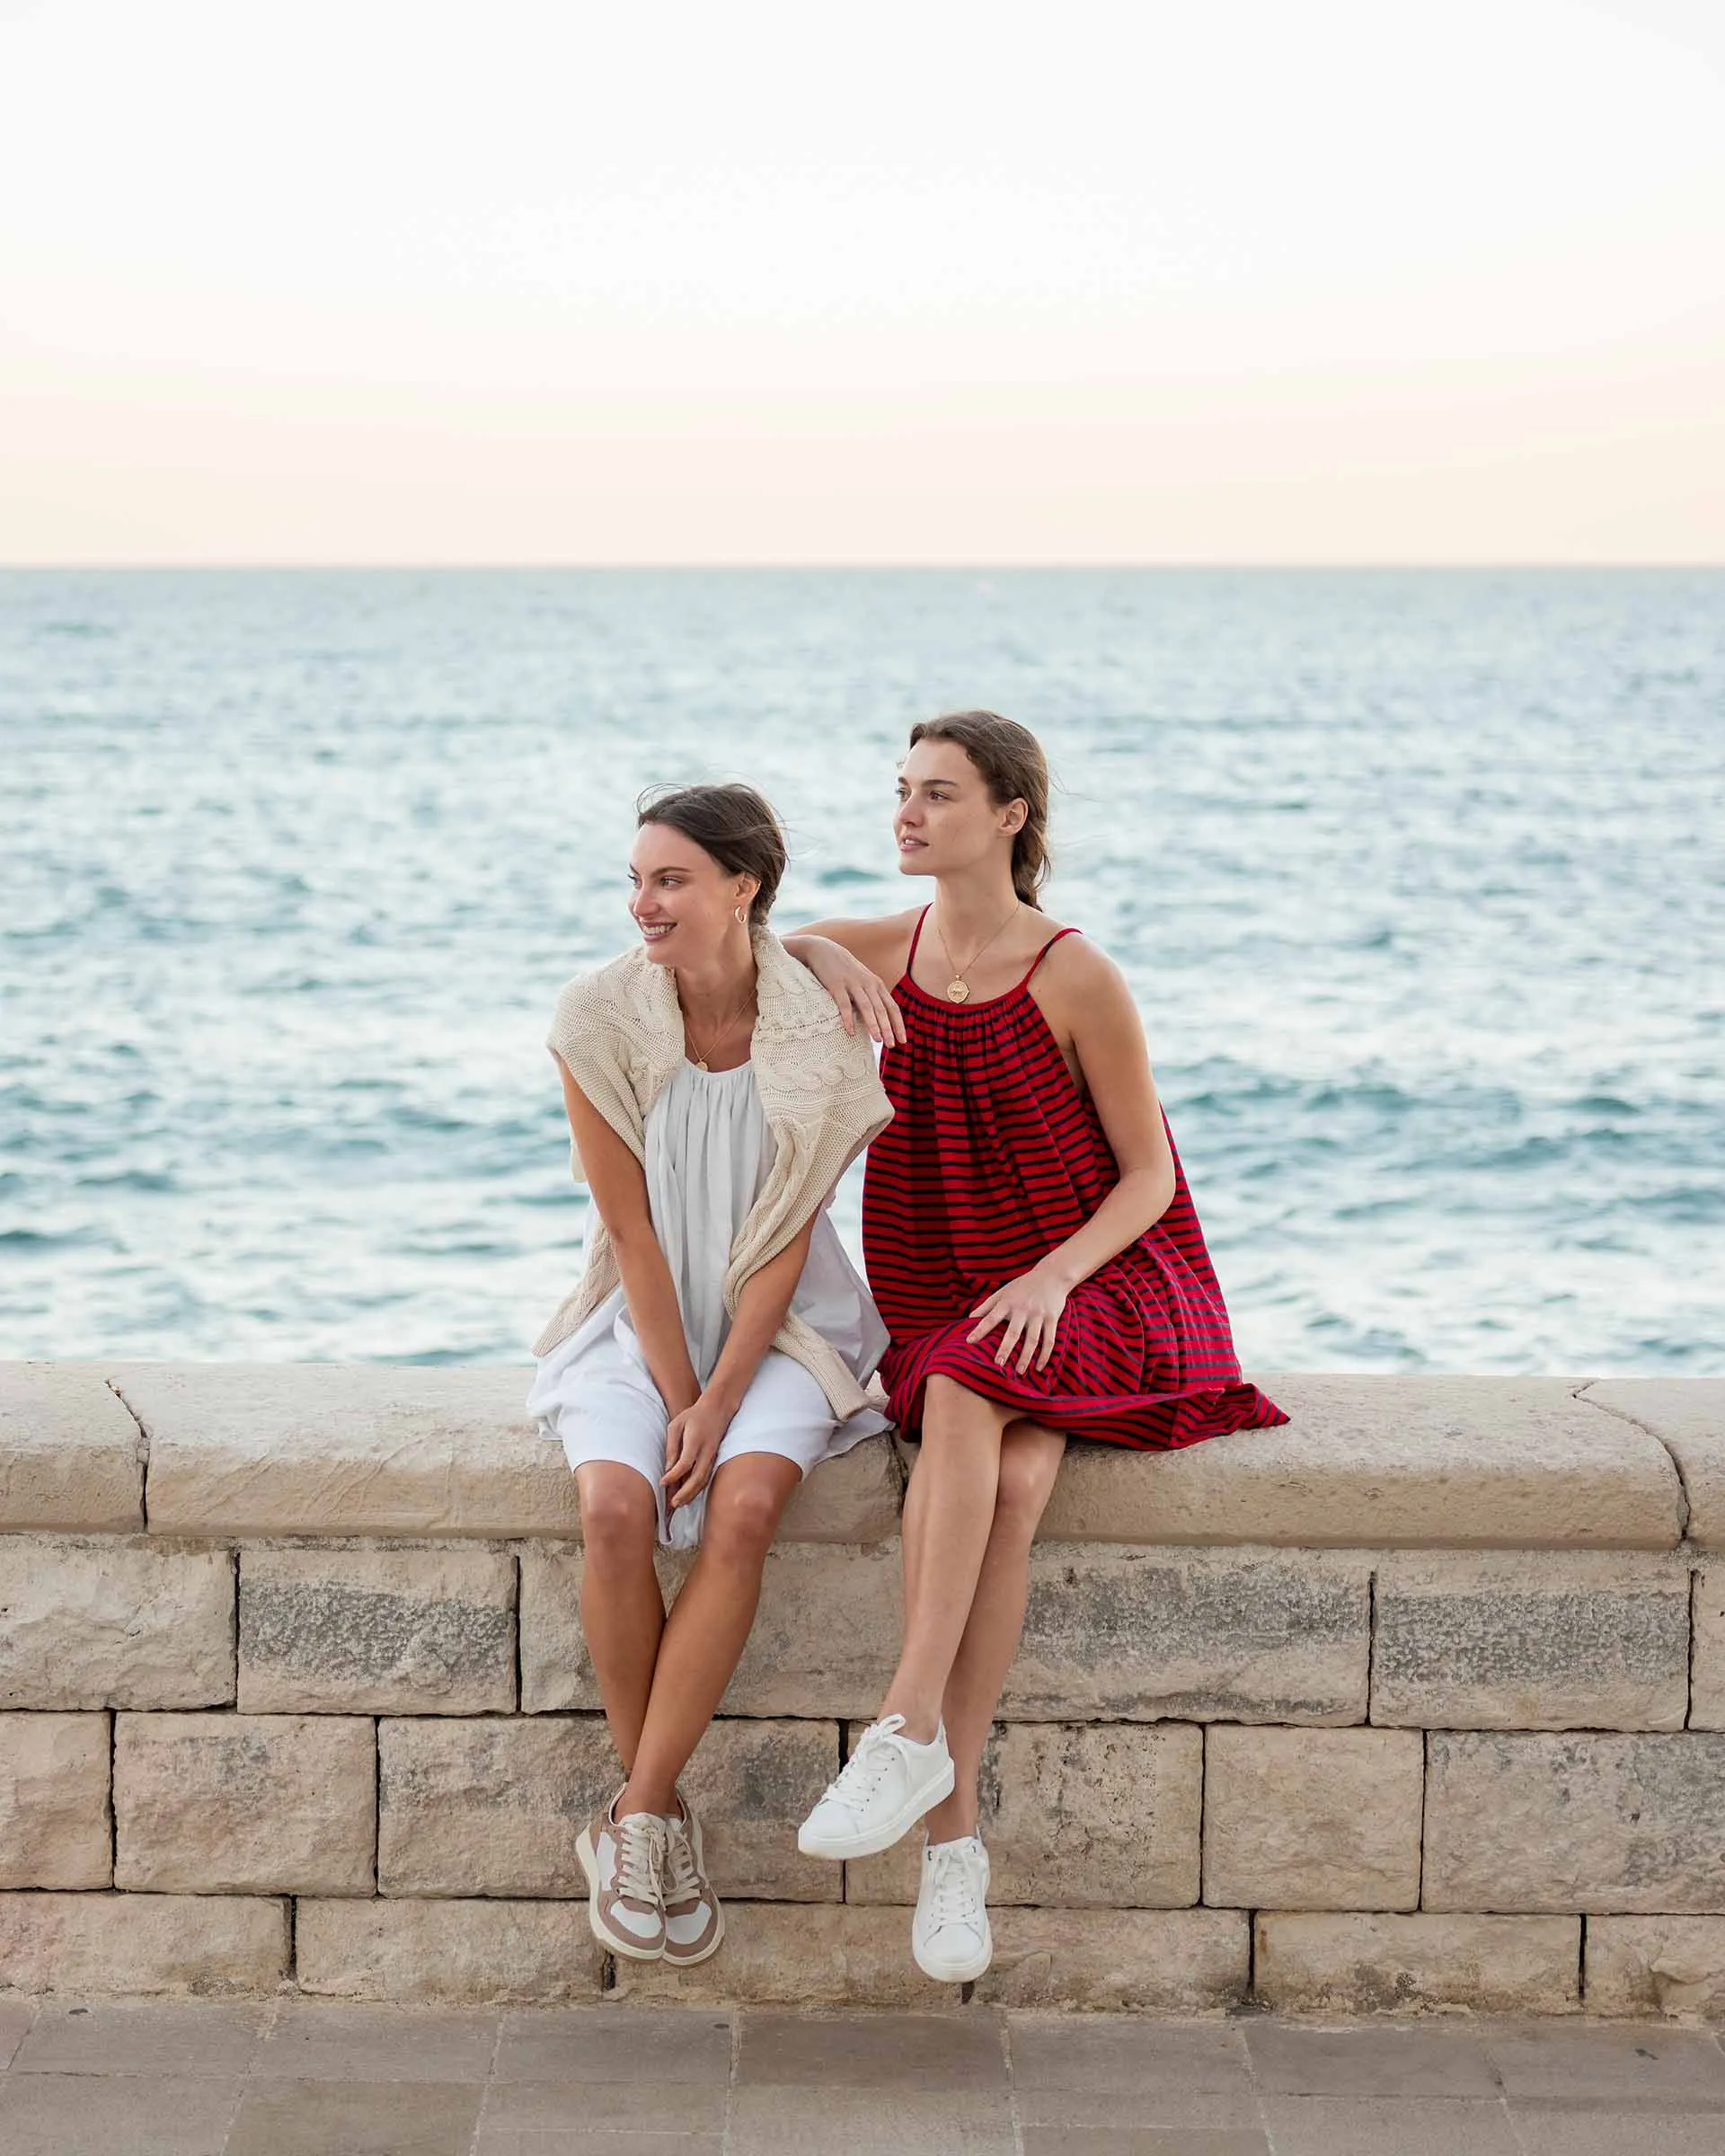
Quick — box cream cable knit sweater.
[530,925,894,1418]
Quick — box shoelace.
[926,1842,984,1929]
[662,1816,703,1903]
[614,1814,667,1904]
[819,1713,914,1815]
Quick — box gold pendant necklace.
[933,901,1021,1003]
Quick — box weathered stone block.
[845,1721,1200,1908]
[1691,1564,1725,1730]
[1424,1732,1725,1913]
[1202,1727,1422,1911]
[1584,1379,1725,1548]
[520,1542,901,1719]
[295,1895,604,2003]
[115,1711,375,1895]
[614,1901,1248,2011]
[0,1711,112,1887]
[0,1362,144,1530]
[1005,1546,1370,1724]
[1586,1916,1725,2019]
[378,1713,837,1902]
[678,1719,842,1903]
[776,1437,902,1542]
[378,1715,597,1898]
[238,1545,516,1713]
[1371,1551,1690,1730]
[0,1891,289,1996]
[1030,1375,1683,1549]
[115,1361,583,1539]
[1255,1913,1581,2015]
[120,1361,899,1542]
[0,1536,234,1710]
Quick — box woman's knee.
[576,1468,658,1563]
[922,1373,1000,1436]
[702,1467,792,1564]
[991,1429,1066,1544]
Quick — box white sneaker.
[912,1833,993,1983]
[797,1713,956,1860]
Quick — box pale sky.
[2,0,1721,562]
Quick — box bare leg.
[922,1420,1066,1841]
[573,1462,667,1772]
[878,1375,1013,1743]
[621,1454,802,1816]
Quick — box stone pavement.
[3,1997,1725,2154]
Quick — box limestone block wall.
[3,1363,1725,2018]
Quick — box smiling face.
[628,819,758,967]
[894,737,1027,881]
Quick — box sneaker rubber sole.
[663,1895,726,1968]
[913,1915,994,1984]
[796,1754,957,1861]
[574,1824,664,1962]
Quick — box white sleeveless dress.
[526,1056,889,1549]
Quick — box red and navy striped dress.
[862,909,1287,1450]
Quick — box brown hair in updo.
[909,711,1052,908]
[637,782,787,923]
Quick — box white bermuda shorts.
[529,1339,882,1551]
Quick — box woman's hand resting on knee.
[662,1395,732,1512]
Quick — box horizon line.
[2,560,1721,574]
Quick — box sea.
[2,568,1721,1375]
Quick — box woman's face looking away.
[893,738,1025,879]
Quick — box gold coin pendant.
[945,980,970,1003]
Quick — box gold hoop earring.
[735,906,747,926]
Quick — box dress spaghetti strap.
[904,905,933,971]
[1018,924,1082,988]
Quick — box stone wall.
[3,1362,1724,2018]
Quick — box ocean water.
[1,568,1721,1374]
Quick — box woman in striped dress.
[784,711,1287,1983]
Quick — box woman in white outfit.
[526,783,892,1968]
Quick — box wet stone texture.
[114,1710,376,1895]
[1004,1545,1371,1724]
[845,1720,1201,1908]
[1424,1732,1725,1913]
[237,1544,517,1713]
[0,1536,234,1710]
[1370,1551,1691,1730]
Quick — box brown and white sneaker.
[660,1795,724,1967]
[575,1791,668,1960]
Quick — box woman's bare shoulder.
[1035,926,1137,1014]
[790,906,923,974]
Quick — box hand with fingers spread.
[965,1264,1071,1375]
[793,935,907,1047]
[661,1395,732,1512]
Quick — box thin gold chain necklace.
[932,900,1021,1004]
[682,987,756,1070]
